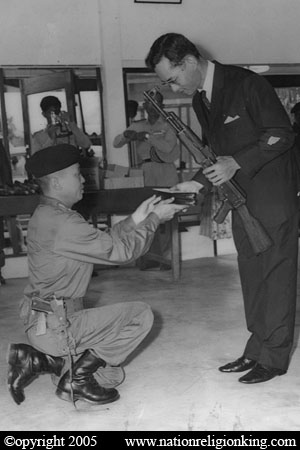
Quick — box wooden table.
[0,188,202,280]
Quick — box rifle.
[144,87,273,255]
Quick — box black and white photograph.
[0,0,299,440]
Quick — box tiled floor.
[0,255,299,431]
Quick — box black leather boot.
[7,343,65,405]
[56,349,120,405]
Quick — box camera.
[50,111,61,126]
[50,111,71,136]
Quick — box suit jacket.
[192,62,298,227]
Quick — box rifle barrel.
[144,90,184,133]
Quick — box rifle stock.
[144,87,273,255]
[235,205,273,254]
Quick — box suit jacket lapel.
[192,62,226,146]
[210,61,225,128]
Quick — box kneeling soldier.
[8,144,185,406]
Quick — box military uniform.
[20,195,157,383]
[113,116,179,187]
[32,122,91,154]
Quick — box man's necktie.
[201,90,211,113]
[199,90,210,126]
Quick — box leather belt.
[31,296,84,318]
[64,298,84,316]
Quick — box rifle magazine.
[213,200,231,224]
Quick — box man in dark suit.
[145,33,299,384]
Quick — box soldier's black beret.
[25,144,81,178]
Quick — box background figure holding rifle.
[145,33,299,384]
[113,92,179,271]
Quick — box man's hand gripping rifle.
[143,87,272,255]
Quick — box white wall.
[97,0,128,166]
[119,0,300,65]
[0,0,101,65]
[1,0,299,66]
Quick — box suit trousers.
[232,212,299,371]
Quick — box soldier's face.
[43,105,61,123]
[58,163,85,207]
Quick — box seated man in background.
[113,91,179,271]
[7,144,185,406]
[31,96,92,154]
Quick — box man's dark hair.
[145,33,201,70]
[127,100,139,119]
[40,96,62,113]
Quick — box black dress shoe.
[219,356,256,373]
[238,363,285,384]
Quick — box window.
[0,66,105,184]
